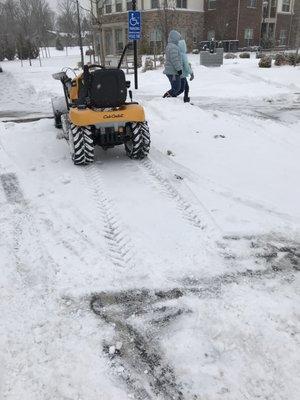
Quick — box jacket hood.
[168,30,181,44]
[178,39,187,53]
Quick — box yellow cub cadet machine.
[52,45,150,165]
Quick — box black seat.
[84,68,127,108]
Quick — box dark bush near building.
[5,46,16,60]
[239,52,250,58]
[259,56,272,68]
[224,53,237,59]
[274,53,287,66]
[0,43,4,61]
[85,48,95,56]
[55,37,64,51]
[17,39,39,60]
[287,53,300,66]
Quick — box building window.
[127,1,132,10]
[149,29,163,54]
[105,30,113,55]
[150,29,162,42]
[115,28,124,53]
[176,0,187,8]
[208,0,216,10]
[248,0,256,8]
[115,0,123,12]
[244,28,253,39]
[282,0,290,12]
[105,0,112,13]
[151,0,159,8]
[207,30,215,40]
[279,29,287,45]
[244,28,253,45]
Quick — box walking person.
[163,30,183,98]
[177,39,194,103]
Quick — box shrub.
[224,53,237,59]
[55,37,64,51]
[85,48,95,56]
[158,55,165,66]
[5,45,16,60]
[142,57,154,72]
[259,56,272,68]
[274,53,287,66]
[0,42,4,61]
[287,53,300,66]
[16,38,39,60]
[239,52,250,58]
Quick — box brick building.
[91,0,300,55]
[204,0,299,48]
[204,0,263,47]
[92,0,205,56]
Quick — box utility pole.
[236,0,241,41]
[76,0,85,67]
[132,0,138,89]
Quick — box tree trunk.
[99,26,105,66]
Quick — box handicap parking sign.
[128,11,141,40]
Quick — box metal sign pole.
[76,0,85,68]
[132,0,138,89]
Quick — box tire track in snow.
[139,158,217,235]
[85,164,136,269]
[11,204,59,290]
[149,146,300,225]
[0,171,59,289]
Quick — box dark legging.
[166,74,181,97]
[177,78,189,99]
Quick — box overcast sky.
[48,0,89,12]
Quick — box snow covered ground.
[0,48,299,400]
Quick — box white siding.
[143,0,203,11]
[277,0,294,14]
[92,0,204,14]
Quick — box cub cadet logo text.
[103,113,124,119]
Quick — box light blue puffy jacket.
[163,30,183,76]
[178,40,193,78]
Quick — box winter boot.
[184,96,190,103]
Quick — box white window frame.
[115,0,123,12]
[105,0,112,14]
[150,28,162,42]
[244,28,253,40]
[176,0,187,9]
[151,0,160,8]
[248,0,257,8]
[282,0,291,12]
[208,0,217,10]
[126,0,132,11]
[279,29,287,45]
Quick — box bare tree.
[78,0,108,65]
[56,0,77,49]
[155,0,177,47]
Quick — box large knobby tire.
[125,122,150,159]
[69,124,94,165]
